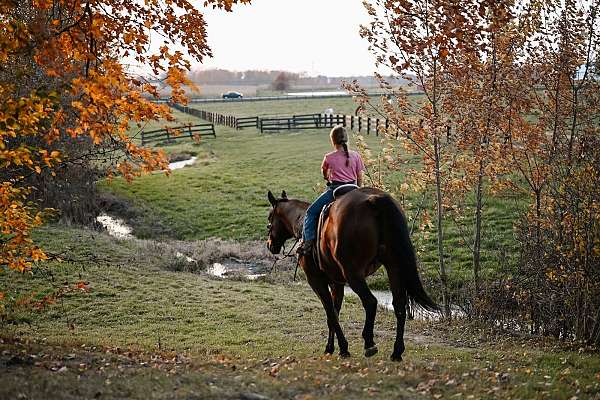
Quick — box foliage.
[483,0,600,344]
[271,72,294,91]
[356,0,600,331]
[0,0,250,274]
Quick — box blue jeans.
[302,188,334,242]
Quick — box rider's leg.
[300,188,334,253]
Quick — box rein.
[269,237,300,280]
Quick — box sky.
[199,0,377,76]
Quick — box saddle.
[314,184,359,265]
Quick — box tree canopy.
[0,0,250,272]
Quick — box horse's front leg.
[325,283,345,354]
[304,262,350,357]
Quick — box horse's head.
[266,190,295,254]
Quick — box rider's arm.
[321,157,329,181]
[357,170,363,187]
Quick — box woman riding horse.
[266,130,438,362]
[298,125,365,256]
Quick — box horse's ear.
[281,190,287,199]
[267,191,277,207]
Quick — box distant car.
[222,91,243,99]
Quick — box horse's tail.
[368,194,439,312]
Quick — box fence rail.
[141,124,216,146]
[236,116,260,129]
[170,102,392,136]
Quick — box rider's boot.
[297,239,315,257]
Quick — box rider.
[298,125,365,256]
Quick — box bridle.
[268,203,302,280]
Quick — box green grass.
[191,95,429,118]
[107,98,525,291]
[1,227,598,399]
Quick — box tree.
[0,0,250,274]
[508,0,600,343]
[357,0,479,317]
[271,72,294,91]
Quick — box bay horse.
[266,188,438,361]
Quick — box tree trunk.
[434,137,451,318]
[473,162,484,296]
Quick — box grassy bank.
[1,227,598,399]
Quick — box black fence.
[170,102,391,136]
[236,116,260,129]
[141,124,216,146]
[259,113,389,135]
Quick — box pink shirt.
[322,150,365,183]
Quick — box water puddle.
[207,258,267,280]
[168,156,197,170]
[96,214,133,239]
[343,287,463,320]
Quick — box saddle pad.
[332,184,359,200]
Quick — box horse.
[266,188,438,361]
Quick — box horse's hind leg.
[384,264,407,361]
[306,272,350,357]
[325,283,345,354]
[347,278,378,357]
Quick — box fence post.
[188,125,193,139]
[166,128,171,143]
[141,131,145,146]
[367,118,371,134]
[350,116,354,130]
[358,116,362,132]
[375,118,379,136]
[342,115,347,127]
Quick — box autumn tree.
[271,72,293,91]
[0,0,250,274]
[354,0,493,317]
[505,0,600,343]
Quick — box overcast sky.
[199,0,377,76]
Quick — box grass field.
[1,227,598,399]
[191,94,426,118]
[106,97,523,291]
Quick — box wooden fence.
[260,113,390,135]
[171,102,258,130]
[170,102,392,136]
[236,116,260,129]
[141,124,216,146]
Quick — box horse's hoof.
[364,346,378,357]
[340,351,351,358]
[390,354,403,362]
[324,347,334,355]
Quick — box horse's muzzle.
[266,240,282,255]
